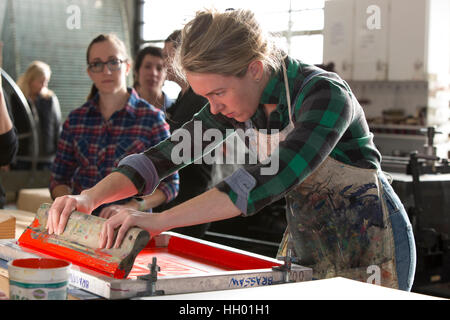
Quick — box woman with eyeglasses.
[133,46,174,113]
[49,33,179,217]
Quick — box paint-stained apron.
[277,157,400,288]
[251,64,414,289]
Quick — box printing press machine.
[380,127,450,298]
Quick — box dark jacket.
[162,87,211,204]
[0,128,18,166]
[32,94,62,159]
[10,93,61,170]
[155,87,212,237]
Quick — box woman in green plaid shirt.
[47,9,416,291]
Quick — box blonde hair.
[17,61,53,99]
[175,8,284,81]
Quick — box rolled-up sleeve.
[157,173,179,203]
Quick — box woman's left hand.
[98,208,163,249]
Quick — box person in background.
[16,61,62,170]
[0,42,16,299]
[154,30,212,238]
[0,42,18,209]
[133,46,174,113]
[47,9,415,291]
[49,33,178,218]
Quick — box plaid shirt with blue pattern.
[50,88,179,205]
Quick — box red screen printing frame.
[2,232,313,299]
[127,235,280,279]
[18,218,280,280]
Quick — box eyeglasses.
[88,58,125,73]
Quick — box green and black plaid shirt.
[116,56,381,216]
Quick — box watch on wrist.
[133,197,146,211]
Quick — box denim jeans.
[379,172,417,291]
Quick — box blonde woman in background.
[16,61,62,169]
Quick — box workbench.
[0,208,37,299]
[0,208,313,300]
[141,276,444,300]
[0,209,445,301]
[0,208,98,300]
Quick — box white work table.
[138,277,444,300]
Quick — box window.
[142,0,324,97]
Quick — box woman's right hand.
[99,209,164,249]
[46,192,95,235]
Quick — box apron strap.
[281,61,293,124]
[272,62,329,126]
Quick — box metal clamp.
[136,257,164,297]
[273,248,300,283]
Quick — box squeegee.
[17,203,150,279]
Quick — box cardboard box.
[16,188,52,213]
[0,215,15,239]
